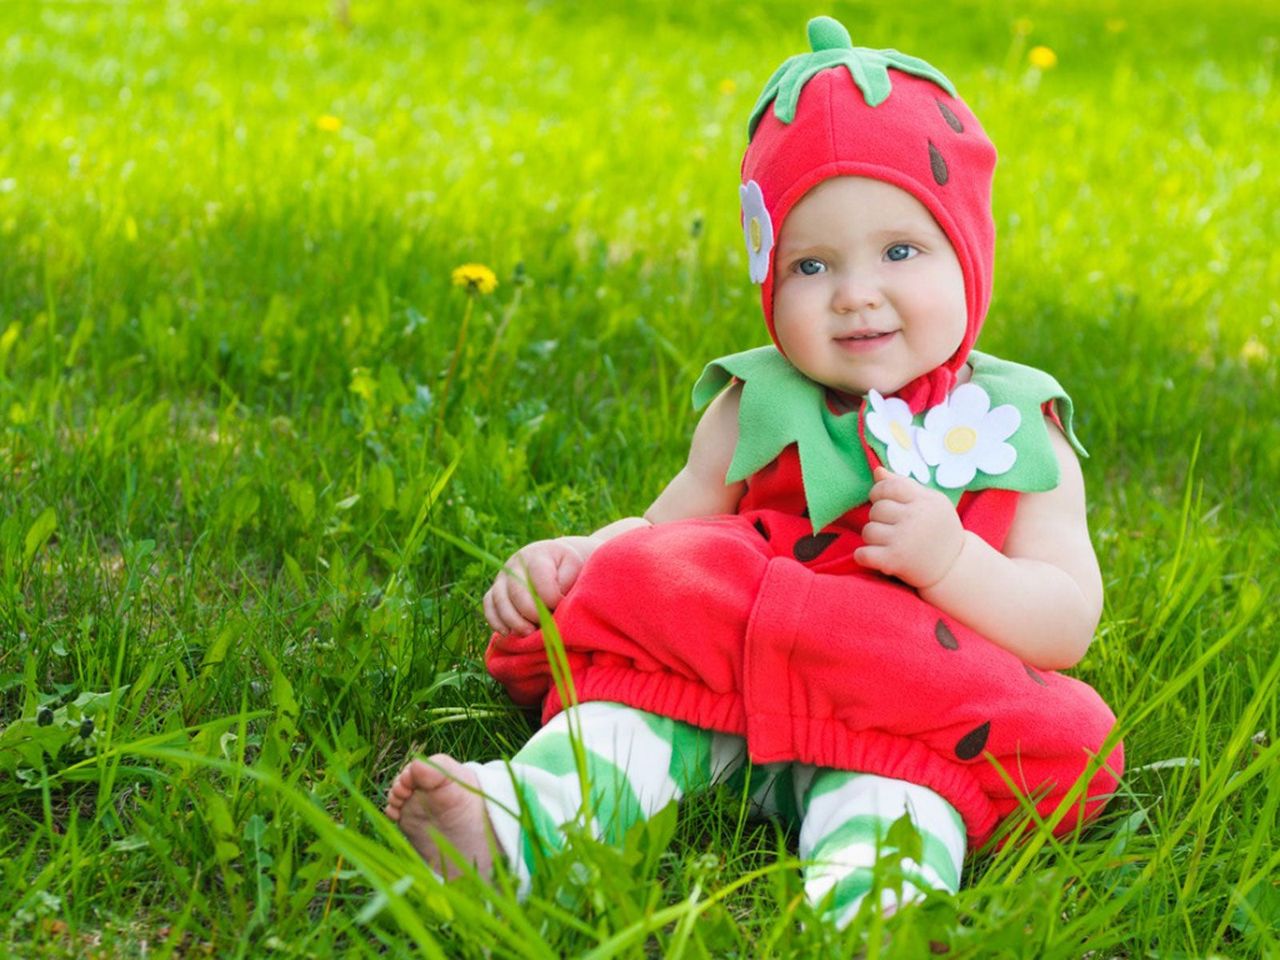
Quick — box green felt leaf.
[694,347,1084,530]
[694,347,871,531]
[862,352,1086,505]
[747,17,957,140]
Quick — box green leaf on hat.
[747,16,958,140]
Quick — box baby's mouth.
[836,329,896,343]
[834,329,897,353]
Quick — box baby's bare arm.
[645,381,746,523]
[919,422,1103,670]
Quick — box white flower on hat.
[916,383,1020,488]
[740,180,774,284]
[865,389,930,483]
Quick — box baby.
[387,16,1123,928]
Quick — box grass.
[0,0,1277,955]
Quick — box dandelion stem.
[323,854,344,921]
[479,284,524,395]
[434,293,474,447]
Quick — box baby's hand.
[853,467,965,589]
[484,537,593,637]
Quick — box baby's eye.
[795,258,827,276]
[885,244,918,262]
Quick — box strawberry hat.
[740,16,998,413]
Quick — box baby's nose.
[832,272,884,312]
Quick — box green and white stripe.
[798,769,966,928]
[467,701,744,898]
[468,702,965,923]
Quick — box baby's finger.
[868,498,906,524]
[526,554,563,609]
[507,572,542,625]
[482,589,504,634]
[486,582,526,637]
[860,520,894,546]
[853,544,888,572]
[556,549,585,595]
[868,472,917,504]
[493,583,533,635]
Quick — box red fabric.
[486,446,1123,846]
[742,66,997,413]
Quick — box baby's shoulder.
[689,379,742,463]
[1001,410,1098,582]
[1005,411,1091,541]
[700,377,743,426]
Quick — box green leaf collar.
[693,346,1086,533]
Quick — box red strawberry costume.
[485,19,1122,848]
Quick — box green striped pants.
[467,702,965,927]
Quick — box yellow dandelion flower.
[1240,337,1270,364]
[451,263,498,295]
[316,114,343,132]
[1029,46,1058,70]
[718,78,737,96]
[1013,18,1034,36]
[1105,18,1127,33]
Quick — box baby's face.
[772,176,967,399]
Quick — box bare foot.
[384,754,495,880]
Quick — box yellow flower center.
[749,217,763,253]
[889,421,913,450]
[944,426,978,454]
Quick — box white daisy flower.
[865,389,930,483]
[917,383,1021,489]
[739,179,773,284]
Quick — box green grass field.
[1,0,1277,956]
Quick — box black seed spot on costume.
[800,507,810,519]
[753,518,770,541]
[936,99,964,133]
[929,141,949,185]
[935,620,959,650]
[955,721,991,760]
[1025,663,1048,686]
[793,532,838,562]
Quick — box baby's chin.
[816,364,972,401]
[823,378,909,401]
